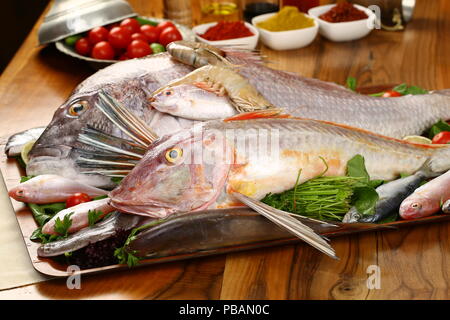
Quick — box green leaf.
[20,176,35,183]
[346,77,357,91]
[135,16,158,26]
[391,83,408,95]
[405,85,428,95]
[28,203,52,227]
[352,186,379,216]
[93,195,108,201]
[88,210,104,226]
[377,212,398,224]
[346,155,370,184]
[427,120,450,139]
[111,177,124,184]
[368,179,384,189]
[53,213,74,237]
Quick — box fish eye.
[164,89,174,96]
[411,203,422,209]
[68,101,88,117]
[165,147,183,164]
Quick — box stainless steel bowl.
[38,0,137,45]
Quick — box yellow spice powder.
[257,6,315,32]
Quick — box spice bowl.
[251,13,319,51]
[308,4,376,42]
[192,22,259,50]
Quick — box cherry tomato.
[119,53,129,60]
[88,26,109,44]
[159,27,182,47]
[91,41,115,60]
[108,26,132,49]
[120,18,141,34]
[74,37,91,56]
[127,39,152,58]
[382,90,402,98]
[131,32,148,42]
[105,23,119,30]
[432,131,450,144]
[66,193,92,208]
[156,21,176,34]
[140,25,160,43]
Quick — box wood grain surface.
[0,0,449,299]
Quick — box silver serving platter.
[55,17,196,69]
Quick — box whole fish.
[443,200,450,214]
[4,127,45,157]
[400,169,450,219]
[21,41,450,188]
[110,116,450,217]
[8,174,107,204]
[342,163,433,223]
[42,197,115,235]
[37,212,145,257]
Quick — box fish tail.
[430,146,450,174]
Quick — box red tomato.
[66,193,92,208]
[127,40,152,58]
[120,18,141,34]
[105,23,119,30]
[382,90,402,98]
[91,41,115,60]
[108,26,132,49]
[131,32,148,42]
[74,37,91,56]
[119,53,129,60]
[140,25,160,43]
[88,26,109,44]
[156,21,176,34]
[159,27,182,47]
[432,131,450,144]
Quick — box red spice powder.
[319,2,368,23]
[200,21,254,41]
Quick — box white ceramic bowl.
[251,13,319,51]
[193,21,259,50]
[308,4,376,42]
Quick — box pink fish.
[42,198,114,235]
[399,170,450,219]
[8,174,107,204]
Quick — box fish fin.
[231,192,338,259]
[429,146,450,174]
[224,109,289,122]
[96,91,159,146]
[416,157,440,178]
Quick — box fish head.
[150,84,237,120]
[399,196,439,219]
[110,124,232,217]
[8,184,32,203]
[26,93,115,188]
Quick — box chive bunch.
[261,176,363,222]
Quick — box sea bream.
[20,41,450,188]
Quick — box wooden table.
[1,0,449,300]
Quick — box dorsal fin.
[223,109,290,122]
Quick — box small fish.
[343,161,435,223]
[5,127,45,157]
[42,198,115,235]
[443,200,450,214]
[400,169,450,219]
[8,174,107,204]
[37,212,145,257]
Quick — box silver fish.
[37,212,145,257]
[5,127,45,157]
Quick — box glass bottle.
[281,0,320,13]
[242,0,280,23]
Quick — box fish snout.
[8,187,26,202]
[399,200,423,219]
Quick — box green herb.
[135,17,158,26]
[111,177,124,184]
[64,35,82,47]
[93,195,108,201]
[88,210,104,226]
[20,176,35,183]
[114,218,168,267]
[392,83,428,95]
[377,212,398,224]
[53,213,74,237]
[346,77,357,91]
[30,227,62,244]
[426,119,450,139]
[28,202,66,227]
